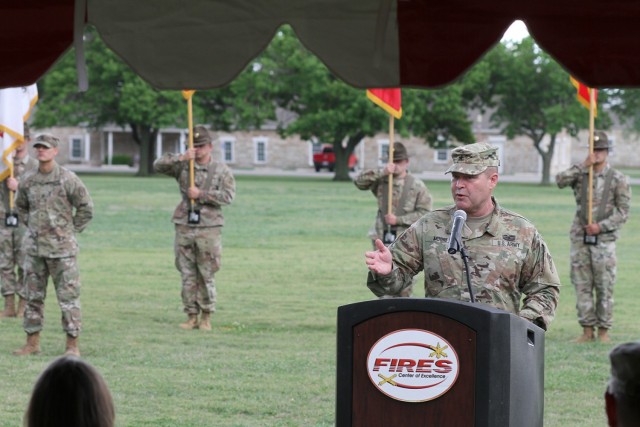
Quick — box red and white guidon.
[366,329,460,402]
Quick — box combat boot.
[16,297,26,318]
[13,332,41,356]
[64,335,80,357]
[0,294,16,318]
[598,328,611,343]
[574,326,595,343]
[179,314,198,330]
[199,312,212,331]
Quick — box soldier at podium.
[365,143,560,330]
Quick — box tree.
[479,38,611,185]
[34,28,277,176]
[608,88,640,134]
[34,29,185,176]
[259,26,476,181]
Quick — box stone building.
[28,124,639,178]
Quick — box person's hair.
[483,166,499,177]
[24,356,115,427]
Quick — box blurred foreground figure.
[605,341,640,427]
[24,356,115,427]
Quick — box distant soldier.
[154,125,236,331]
[365,142,560,330]
[354,142,432,297]
[13,134,94,356]
[1,123,38,318]
[556,131,631,343]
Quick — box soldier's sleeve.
[397,182,432,226]
[367,225,423,297]
[354,169,382,192]
[67,176,94,233]
[153,153,182,177]
[555,164,581,189]
[599,174,631,233]
[518,231,560,330]
[199,166,235,207]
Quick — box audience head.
[25,356,115,427]
[605,341,640,427]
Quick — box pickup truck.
[313,145,358,172]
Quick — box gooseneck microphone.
[447,210,467,254]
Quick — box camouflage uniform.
[154,150,235,316]
[556,161,631,330]
[354,170,432,242]
[0,153,38,299]
[16,162,93,337]
[366,142,560,330]
[368,199,560,329]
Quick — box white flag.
[0,84,38,181]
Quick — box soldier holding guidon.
[154,125,236,331]
[0,123,38,318]
[556,131,631,343]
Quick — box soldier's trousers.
[0,224,27,298]
[174,225,221,314]
[22,254,82,337]
[570,240,616,329]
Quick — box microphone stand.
[458,246,475,303]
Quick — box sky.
[501,20,529,42]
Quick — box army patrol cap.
[593,131,612,150]
[445,142,500,175]
[33,134,60,149]
[383,142,409,162]
[608,341,640,398]
[189,125,212,147]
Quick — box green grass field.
[1,174,638,426]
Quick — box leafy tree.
[258,26,476,181]
[478,38,611,185]
[34,28,277,176]
[608,88,640,134]
[34,29,184,176]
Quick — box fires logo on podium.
[366,329,460,402]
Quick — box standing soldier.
[354,142,432,297]
[154,125,235,331]
[556,131,631,343]
[13,134,94,356]
[1,123,38,318]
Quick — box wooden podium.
[335,298,545,427]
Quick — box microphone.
[447,210,467,254]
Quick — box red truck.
[313,145,358,172]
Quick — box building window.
[70,136,84,160]
[377,140,390,167]
[253,137,268,164]
[220,138,235,163]
[434,149,449,164]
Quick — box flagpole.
[587,88,596,225]
[8,157,14,211]
[387,114,395,217]
[186,94,195,210]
